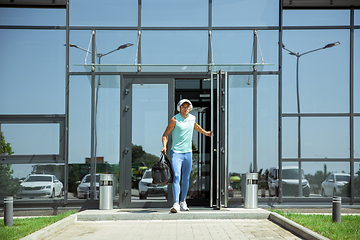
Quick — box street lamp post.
[67,42,133,200]
[282,41,340,197]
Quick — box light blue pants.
[171,151,192,203]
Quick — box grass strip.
[0,210,77,240]
[272,210,360,240]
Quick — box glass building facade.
[0,0,359,209]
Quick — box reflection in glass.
[76,173,100,199]
[142,0,207,27]
[302,117,349,158]
[138,169,168,200]
[0,124,60,155]
[297,162,351,198]
[284,10,349,26]
[355,30,360,113]
[212,0,278,26]
[11,164,65,200]
[70,0,137,26]
[19,174,63,198]
[131,84,168,201]
[267,166,310,197]
[0,8,65,26]
[282,30,349,113]
[141,31,208,65]
[0,30,65,114]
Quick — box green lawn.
[0,210,77,240]
[273,210,360,240]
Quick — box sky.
[0,1,359,179]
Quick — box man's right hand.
[161,147,166,155]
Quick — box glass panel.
[132,84,168,202]
[176,79,200,89]
[282,117,298,158]
[69,75,120,201]
[0,8,65,26]
[142,0,208,27]
[141,31,208,65]
[282,30,349,113]
[70,168,119,200]
[284,10,349,26]
[1,124,59,155]
[228,75,253,197]
[257,76,279,198]
[296,162,350,198]
[69,76,91,164]
[257,76,278,165]
[278,163,310,197]
[8,164,65,201]
[70,76,121,159]
[0,30,65,114]
[70,0,137,26]
[212,0,278,26]
[355,30,360,113]
[355,10,360,25]
[356,118,360,160]
[212,30,278,71]
[188,109,211,201]
[355,162,360,197]
[69,30,137,72]
[302,117,349,158]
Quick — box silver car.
[77,174,100,199]
[19,174,63,198]
[321,173,351,197]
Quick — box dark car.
[268,166,310,197]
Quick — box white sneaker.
[180,201,189,211]
[170,203,180,213]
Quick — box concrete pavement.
[21,208,330,240]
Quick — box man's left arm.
[194,122,213,137]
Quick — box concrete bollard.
[4,196,13,226]
[332,196,341,223]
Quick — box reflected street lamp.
[282,41,340,197]
[66,43,133,64]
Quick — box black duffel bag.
[152,154,173,185]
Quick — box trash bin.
[99,174,113,210]
[244,173,258,209]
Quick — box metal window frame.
[0,114,66,164]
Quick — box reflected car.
[321,173,351,197]
[77,174,100,199]
[268,166,310,197]
[19,174,63,198]
[138,170,167,200]
[228,184,234,198]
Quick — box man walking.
[161,99,212,213]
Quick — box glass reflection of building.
[0,1,359,210]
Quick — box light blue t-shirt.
[171,113,195,153]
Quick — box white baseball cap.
[177,99,193,112]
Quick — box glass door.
[119,76,174,208]
[212,71,228,209]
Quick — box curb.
[268,212,330,240]
[21,213,78,240]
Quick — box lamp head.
[324,41,340,49]
[117,43,133,50]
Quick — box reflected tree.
[0,132,21,198]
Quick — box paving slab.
[21,208,331,240]
[42,219,304,240]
